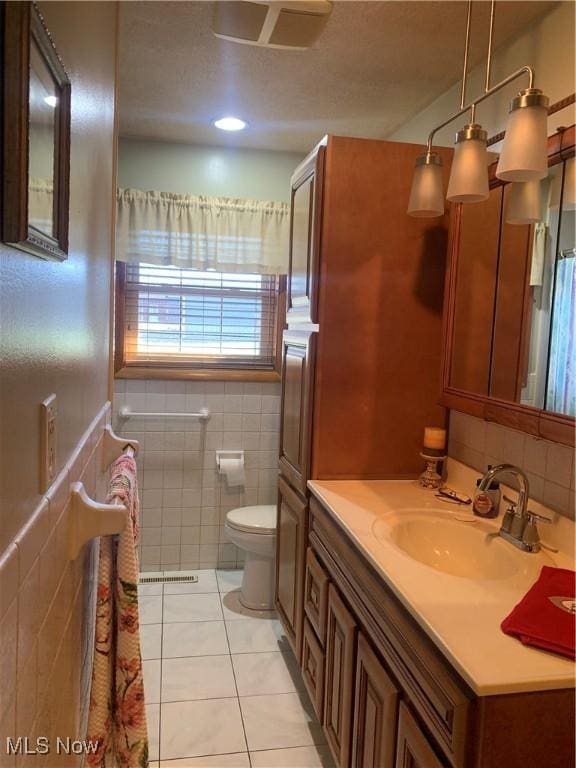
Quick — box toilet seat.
[226,504,277,534]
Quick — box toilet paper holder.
[215,450,244,471]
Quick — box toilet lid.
[226,505,277,534]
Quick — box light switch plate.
[40,394,57,492]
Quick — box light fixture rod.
[460,0,473,109]
[485,0,496,92]
[426,64,535,155]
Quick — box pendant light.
[447,124,489,203]
[496,89,550,182]
[506,180,542,225]
[406,0,549,218]
[407,153,444,217]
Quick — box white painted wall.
[118,137,304,202]
[388,2,575,148]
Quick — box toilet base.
[240,550,275,610]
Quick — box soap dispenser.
[472,465,501,518]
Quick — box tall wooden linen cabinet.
[275,135,452,658]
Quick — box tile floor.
[139,569,334,768]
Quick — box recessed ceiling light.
[214,116,247,132]
[44,95,58,108]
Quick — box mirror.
[28,35,58,237]
[446,137,575,420]
[1,2,70,260]
[546,157,575,415]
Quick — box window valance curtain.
[116,188,290,275]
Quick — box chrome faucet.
[477,463,551,553]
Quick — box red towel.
[501,566,576,660]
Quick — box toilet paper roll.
[218,457,245,487]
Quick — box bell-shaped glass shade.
[446,136,489,203]
[506,180,542,224]
[407,157,444,218]
[496,103,548,182]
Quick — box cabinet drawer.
[396,703,448,768]
[305,547,330,646]
[301,618,325,723]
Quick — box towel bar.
[68,482,127,560]
[102,424,139,470]
[118,405,210,420]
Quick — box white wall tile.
[116,377,280,569]
[448,410,573,518]
[524,436,548,477]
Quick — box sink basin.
[372,512,520,580]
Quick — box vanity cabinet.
[276,134,453,659]
[301,493,575,768]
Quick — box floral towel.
[86,454,148,767]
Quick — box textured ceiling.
[118,0,557,152]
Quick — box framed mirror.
[1,1,71,260]
[442,124,575,446]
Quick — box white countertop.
[308,464,575,696]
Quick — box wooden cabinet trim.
[442,125,576,447]
[352,633,399,768]
[301,618,325,723]
[310,497,473,768]
[324,583,357,768]
[305,546,330,646]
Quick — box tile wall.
[0,404,111,768]
[448,410,575,519]
[113,380,281,571]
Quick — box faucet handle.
[503,495,520,513]
[526,510,552,525]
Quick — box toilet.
[224,504,277,610]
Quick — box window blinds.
[119,262,279,369]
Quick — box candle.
[423,427,446,451]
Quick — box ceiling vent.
[213,1,333,50]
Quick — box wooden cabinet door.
[287,145,325,324]
[324,584,357,768]
[395,703,447,768]
[275,475,308,659]
[352,634,399,768]
[279,329,316,494]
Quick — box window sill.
[114,366,281,383]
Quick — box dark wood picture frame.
[441,124,576,447]
[1,1,71,261]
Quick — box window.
[114,262,284,379]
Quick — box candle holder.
[418,452,447,489]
